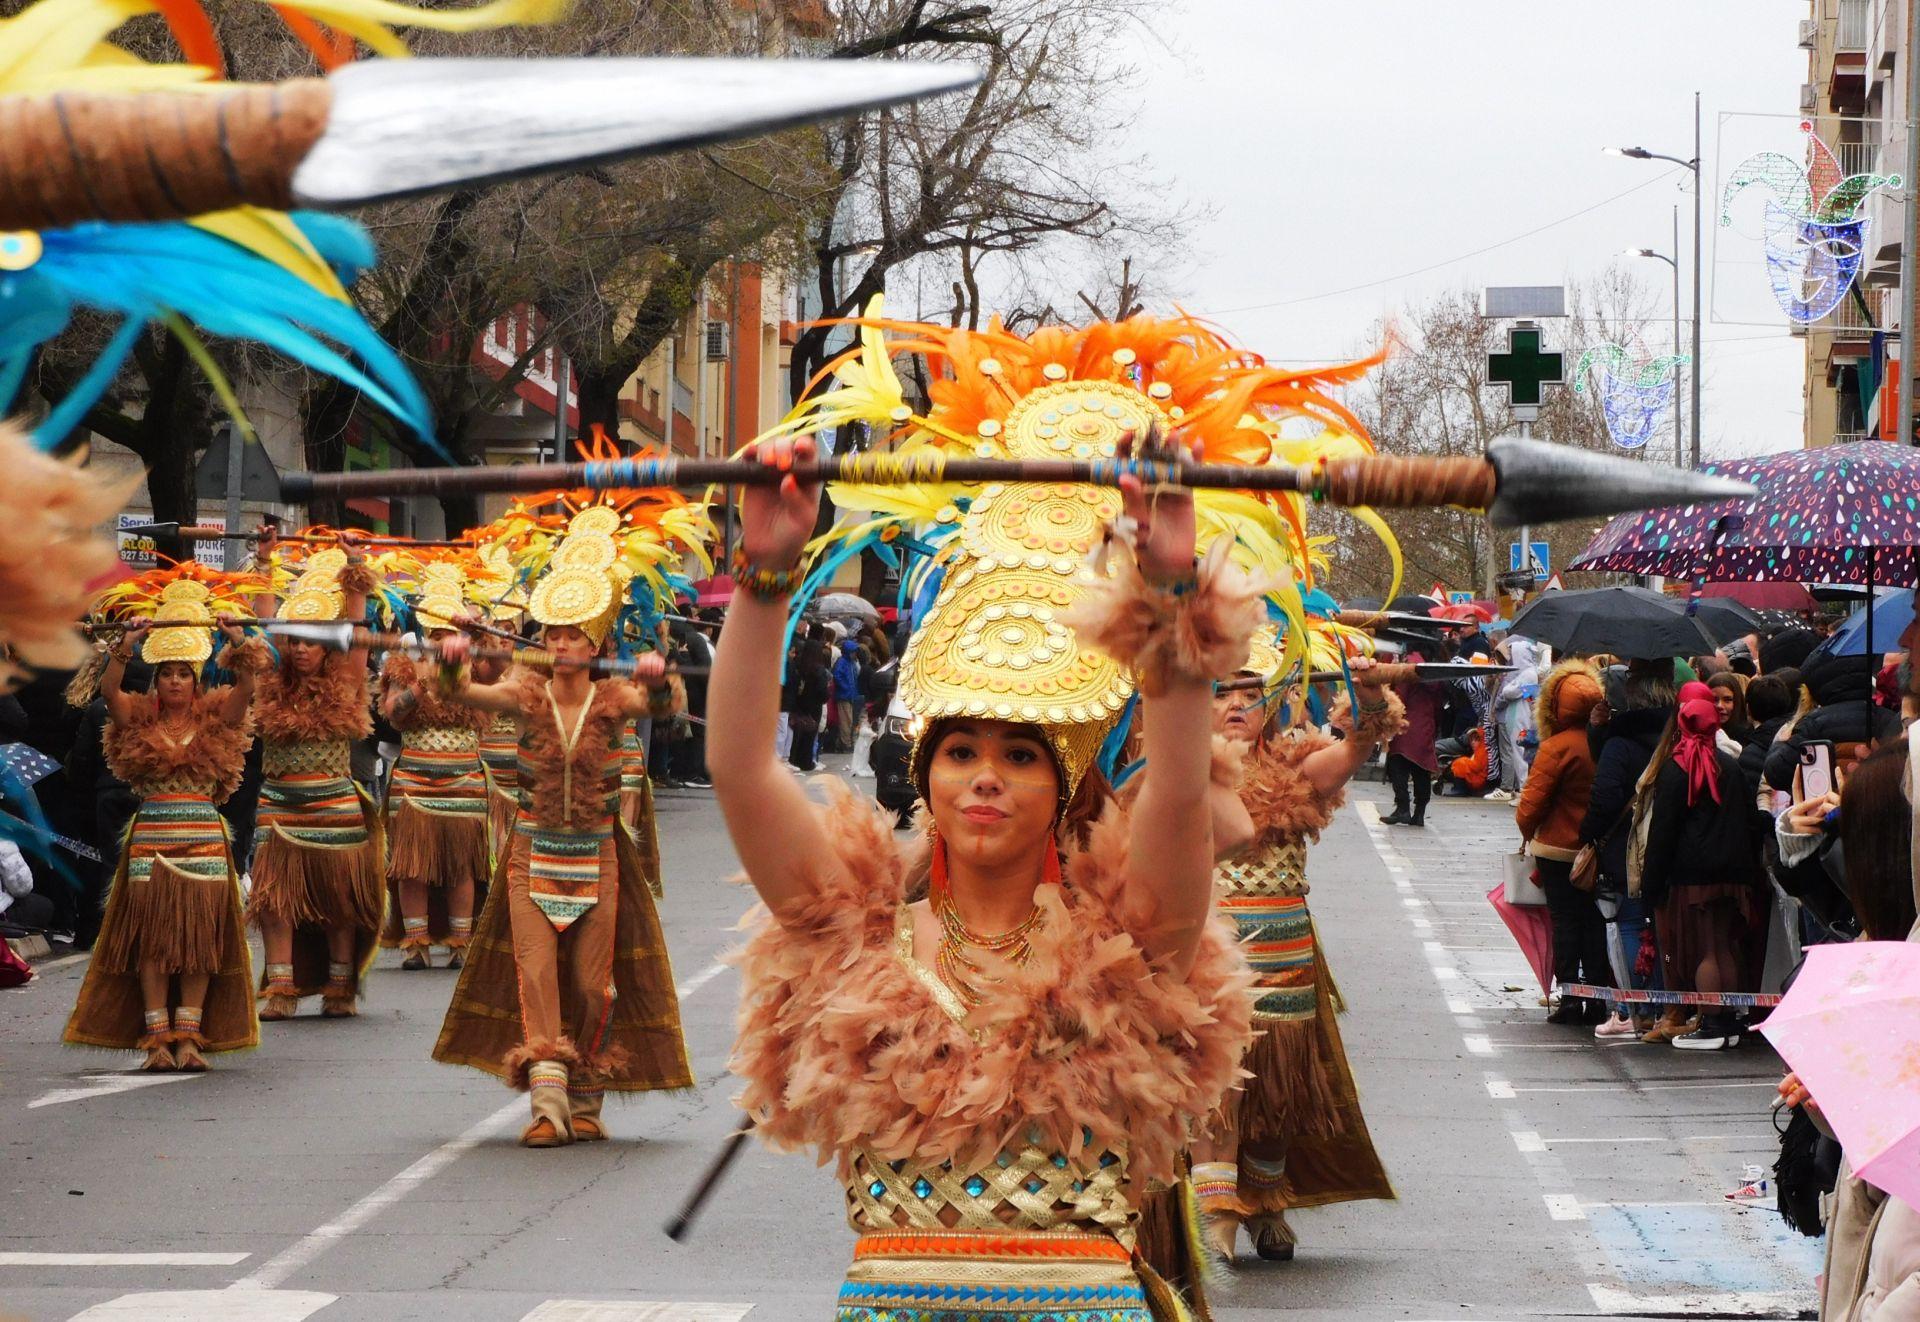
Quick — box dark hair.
[1706,672,1749,728]
[1838,738,1916,940]
[1744,673,1796,724]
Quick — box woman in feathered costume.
[702,308,1402,1321]
[63,563,271,1070]
[248,530,386,1020]
[378,559,492,969]
[1190,616,1403,1265]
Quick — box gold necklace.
[928,838,1055,1009]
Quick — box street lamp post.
[1606,91,1703,467]
[1625,204,1685,469]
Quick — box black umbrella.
[1508,587,1760,661]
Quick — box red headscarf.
[1672,680,1722,805]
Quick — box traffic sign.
[1510,540,1550,580]
[1448,591,1476,605]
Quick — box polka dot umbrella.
[1569,442,1920,587]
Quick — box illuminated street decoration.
[1574,343,1687,451]
[1721,121,1900,323]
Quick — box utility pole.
[1690,90,1703,467]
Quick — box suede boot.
[523,1061,574,1148]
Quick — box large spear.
[1215,661,1517,693]
[119,524,476,550]
[264,621,701,682]
[277,438,1755,528]
[0,59,979,231]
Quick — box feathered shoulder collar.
[729,778,1252,1184]
[105,689,251,804]
[255,654,371,743]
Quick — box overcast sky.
[1119,0,1811,458]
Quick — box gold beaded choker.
[928,837,1057,1008]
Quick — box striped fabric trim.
[125,794,229,885]
[259,769,369,850]
[836,1227,1151,1318]
[391,737,488,819]
[516,817,614,933]
[1220,894,1317,1023]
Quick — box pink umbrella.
[1700,581,1816,613]
[693,574,734,607]
[1761,941,1920,1208]
[1486,880,1553,998]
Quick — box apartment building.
[1799,0,1905,446]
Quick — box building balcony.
[1838,0,1870,50]
[1830,0,1871,109]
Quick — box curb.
[6,933,51,961]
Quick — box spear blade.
[294,57,983,210]
[263,620,356,652]
[1486,436,1755,529]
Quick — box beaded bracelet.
[731,549,803,602]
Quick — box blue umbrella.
[1814,589,1917,659]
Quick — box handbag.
[1503,850,1547,906]
[1571,800,1632,894]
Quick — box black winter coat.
[1761,699,1901,791]
[1579,705,1671,891]
[1738,713,1793,800]
[1640,752,1764,906]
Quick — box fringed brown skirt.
[1657,881,1769,993]
[247,772,385,996]
[64,794,257,1052]
[1203,898,1392,1216]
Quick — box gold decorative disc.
[158,580,212,604]
[1001,379,1166,462]
[282,588,343,622]
[305,548,348,575]
[568,506,622,538]
[960,483,1121,573]
[529,566,615,627]
[550,532,618,572]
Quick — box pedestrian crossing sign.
[1509,541,1550,580]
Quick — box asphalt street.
[0,765,1820,1321]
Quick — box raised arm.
[214,615,260,725]
[1299,658,1397,798]
[1104,450,1237,975]
[336,531,372,685]
[425,643,526,717]
[707,438,839,925]
[101,625,142,725]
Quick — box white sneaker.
[1484,789,1515,803]
[1593,1012,1638,1041]
[1725,1166,1771,1206]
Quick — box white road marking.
[30,952,89,975]
[1429,966,1460,981]
[231,1098,524,1291]
[68,1291,335,1321]
[223,956,734,1293]
[1445,998,1473,1015]
[1463,1035,1495,1056]
[521,1303,754,1321]
[1400,897,1422,908]
[0,1252,249,1266]
[28,1072,198,1109]
[675,960,729,1000]
[1510,1131,1546,1153]
[1544,1135,1765,1146]
[1544,1193,1586,1221]
[1486,1079,1516,1099]
[1511,1079,1778,1094]
[1586,1284,1810,1317]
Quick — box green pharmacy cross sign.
[1488,326,1565,408]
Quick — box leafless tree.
[791,0,1187,399]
